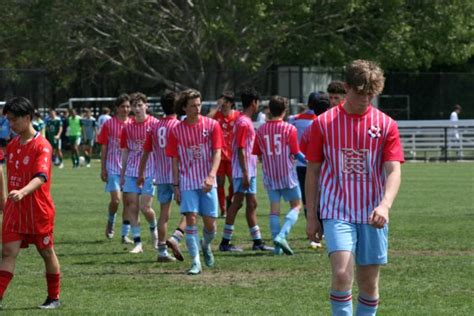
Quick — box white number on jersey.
[158,127,167,148]
[264,134,282,155]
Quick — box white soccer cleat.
[129,243,143,254]
[309,241,323,249]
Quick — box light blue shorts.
[233,177,257,194]
[123,176,155,196]
[267,186,301,203]
[105,174,121,192]
[157,183,174,204]
[323,219,388,266]
[180,188,218,218]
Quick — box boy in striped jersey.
[306,60,403,316]
[120,93,159,254]
[166,89,222,275]
[138,92,185,262]
[97,94,132,243]
[219,87,273,252]
[0,97,61,309]
[252,96,306,256]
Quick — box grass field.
[1,162,473,314]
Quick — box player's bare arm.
[172,157,180,204]
[305,162,322,240]
[136,151,150,187]
[100,144,108,182]
[120,148,129,187]
[55,125,62,140]
[0,165,5,211]
[8,176,46,202]
[203,149,221,193]
[237,147,249,189]
[369,161,401,229]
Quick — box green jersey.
[46,117,62,140]
[68,115,82,137]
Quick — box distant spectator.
[450,104,462,158]
[256,104,269,124]
[327,80,346,108]
[46,109,64,168]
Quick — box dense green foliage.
[0,0,472,94]
[1,162,472,314]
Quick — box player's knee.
[2,247,19,260]
[111,198,121,208]
[38,247,56,260]
[334,269,352,287]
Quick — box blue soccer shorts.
[180,188,218,218]
[233,177,257,194]
[123,176,155,196]
[323,219,388,265]
[157,183,174,204]
[267,186,301,203]
[105,174,121,192]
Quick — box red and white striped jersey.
[97,116,130,175]
[3,134,55,234]
[120,115,158,178]
[231,113,257,178]
[166,115,223,191]
[252,120,300,190]
[144,116,180,184]
[306,104,404,224]
[211,110,239,162]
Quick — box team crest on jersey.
[23,156,30,165]
[202,129,209,137]
[43,147,50,153]
[341,148,369,175]
[43,236,50,245]
[16,149,21,154]
[368,125,381,139]
[9,153,13,160]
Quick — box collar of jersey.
[338,103,372,119]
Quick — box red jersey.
[231,113,257,178]
[144,116,180,184]
[120,115,158,178]
[306,104,404,224]
[97,116,130,175]
[3,134,55,234]
[252,120,300,190]
[212,110,239,162]
[166,115,222,191]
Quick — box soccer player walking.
[219,87,273,252]
[166,89,222,275]
[97,94,132,243]
[207,91,239,218]
[0,97,61,309]
[80,108,97,168]
[138,92,185,262]
[45,108,64,168]
[252,96,305,255]
[120,93,159,254]
[305,60,403,315]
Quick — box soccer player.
[305,60,403,316]
[68,108,82,168]
[289,92,330,249]
[137,91,185,262]
[97,94,132,243]
[45,109,64,169]
[80,108,97,168]
[219,87,273,252]
[0,97,61,309]
[207,91,239,218]
[120,92,159,254]
[252,96,305,255]
[97,107,112,135]
[166,89,222,275]
[327,80,346,108]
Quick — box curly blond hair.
[345,60,385,96]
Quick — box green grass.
[2,162,473,314]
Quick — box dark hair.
[161,91,177,115]
[115,94,130,108]
[130,92,147,106]
[241,87,260,109]
[220,90,235,105]
[102,107,111,114]
[176,89,201,115]
[268,95,288,117]
[3,97,35,119]
[308,92,331,115]
[327,81,346,94]
[454,104,462,111]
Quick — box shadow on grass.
[57,240,107,245]
[59,251,130,257]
